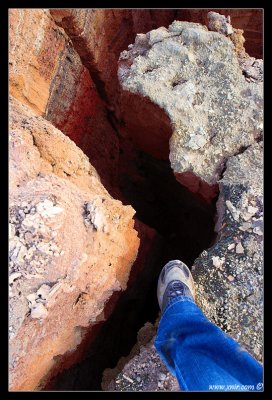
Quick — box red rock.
[9,96,140,391]
[50,9,176,107]
[9,9,119,190]
[176,9,263,58]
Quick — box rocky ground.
[9,9,263,392]
[102,322,179,392]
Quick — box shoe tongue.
[162,280,194,312]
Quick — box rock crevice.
[9,9,263,391]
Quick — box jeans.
[154,296,263,391]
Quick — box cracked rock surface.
[192,141,263,361]
[118,18,263,191]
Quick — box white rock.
[123,374,134,383]
[9,223,15,239]
[239,222,252,231]
[253,227,263,236]
[227,243,235,250]
[226,201,240,221]
[241,212,253,221]
[247,206,258,215]
[226,200,236,213]
[31,303,48,319]
[26,293,37,305]
[187,134,208,150]
[36,284,51,301]
[212,256,224,268]
[227,275,235,282]
[49,206,64,215]
[236,242,244,254]
[158,372,166,381]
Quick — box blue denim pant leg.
[154,297,263,391]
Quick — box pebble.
[212,256,224,268]
[253,227,263,236]
[247,206,258,215]
[236,242,244,254]
[123,374,134,383]
[227,243,235,250]
[227,275,235,282]
[9,223,15,238]
[241,212,253,221]
[26,293,37,305]
[158,372,166,381]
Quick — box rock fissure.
[9,9,263,392]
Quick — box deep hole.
[45,138,217,391]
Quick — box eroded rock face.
[118,19,263,201]
[192,141,263,361]
[49,9,176,105]
[9,9,119,190]
[9,96,140,390]
[176,9,263,59]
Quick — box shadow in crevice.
[119,150,217,267]
[46,149,217,391]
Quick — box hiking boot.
[157,260,196,312]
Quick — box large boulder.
[9,96,140,390]
[118,19,263,201]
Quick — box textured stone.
[118,19,263,198]
[102,322,179,392]
[192,142,263,361]
[9,9,120,190]
[176,9,263,58]
[50,9,176,106]
[9,97,140,390]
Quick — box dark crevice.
[118,149,217,267]
[46,141,218,391]
[219,158,228,180]
[45,11,219,392]
[52,16,110,106]
[255,135,263,143]
[218,139,262,181]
